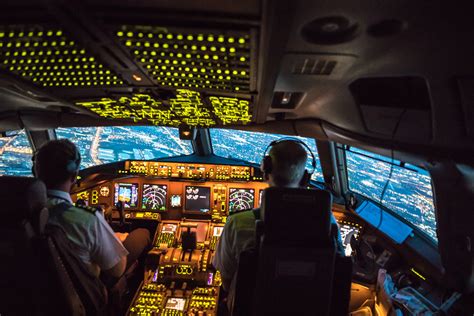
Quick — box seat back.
[232,187,352,316]
[0,176,85,315]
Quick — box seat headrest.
[0,176,48,234]
[261,187,332,243]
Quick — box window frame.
[208,128,325,183]
[340,144,438,245]
[54,125,194,170]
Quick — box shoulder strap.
[49,202,98,217]
[74,204,98,214]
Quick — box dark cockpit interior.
[1,1,474,315]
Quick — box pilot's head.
[261,140,308,188]
[33,139,81,190]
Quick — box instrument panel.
[72,161,268,222]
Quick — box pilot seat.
[0,176,85,315]
[231,187,352,316]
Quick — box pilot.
[213,139,344,309]
[33,139,150,280]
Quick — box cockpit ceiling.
[1,0,474,159]
[0,4,257,127]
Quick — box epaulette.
[73,204,99,214]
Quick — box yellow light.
[229,47,236,53]
[187,35,193,40]
[197,35,204,41]
[410,268,426,281]
[177,34,183,40]
[166,33,173,39]
[238,38,246,44]
[240,56,246,62]
[126,31,133,37]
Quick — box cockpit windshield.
[210,128,324,182]
[345,146,437,242]
[0,130,33,176]
[56,126,193,170]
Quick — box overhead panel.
[76,90,252,127]
[0,25,124,88]
[115,25,252,93]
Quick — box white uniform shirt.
[46,190,129,277]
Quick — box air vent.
[292,58,337,75]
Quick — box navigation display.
[184,186,210,213]
[162,223,178,233]
[339,224,360,256]
[114,183,139,208]
[142,184,167,211]
[229,188,255,213]
[165,297,186,311]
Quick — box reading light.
[132,74,142,81]
[178,126,197,140]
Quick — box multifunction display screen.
[229,188,255,213]
[184,186,210,213]
[142,184,167,211]
[114,183,139,208]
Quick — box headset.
[66,148,81,174]
[260,138,317,187]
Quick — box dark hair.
[34,139,81,188]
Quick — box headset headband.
[263,138,316,175]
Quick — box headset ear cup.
[299,170,310,187]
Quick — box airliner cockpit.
[0,1,473,315]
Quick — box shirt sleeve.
[212,217,237,291]
[91,212,129,271]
